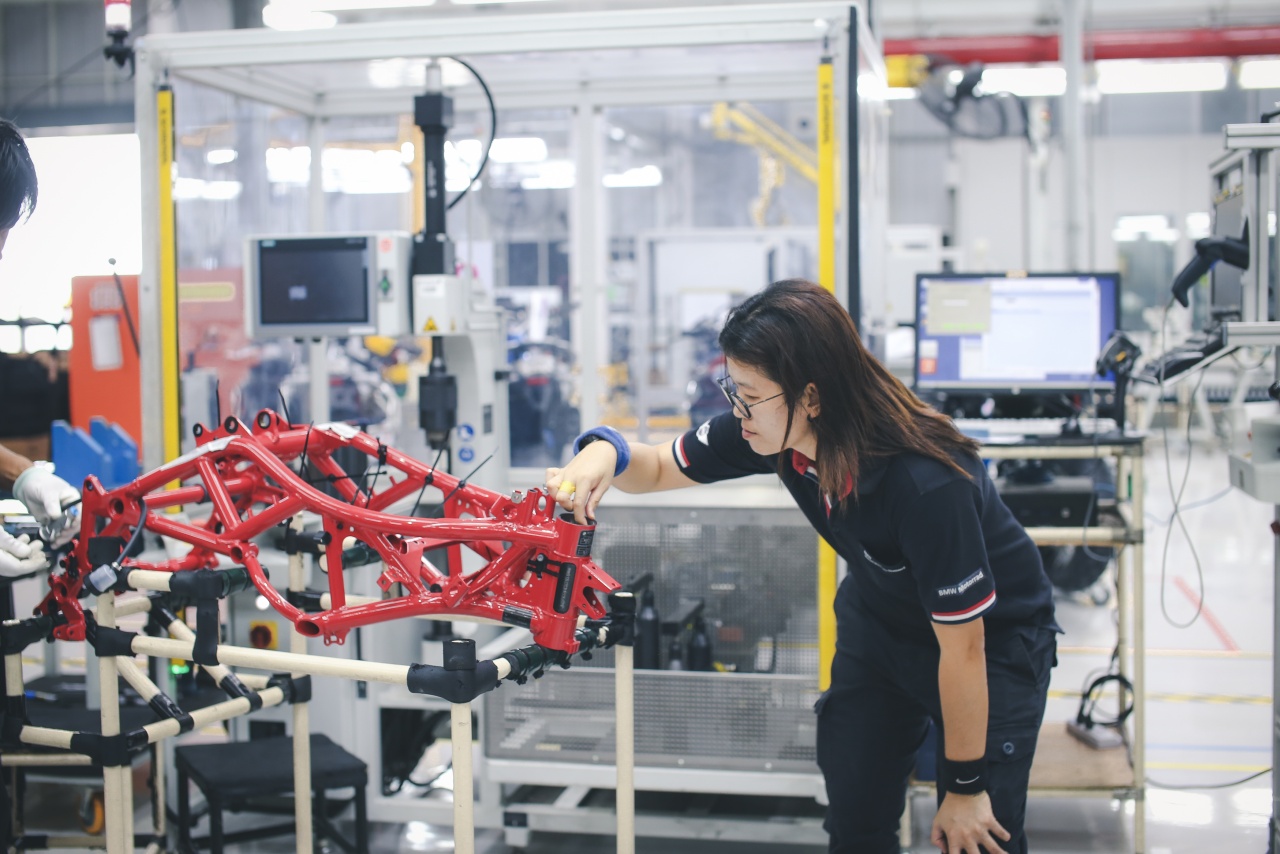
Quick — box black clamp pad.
[406,661,499,703]
[86,536,126,568]
[218,674,263,711]
[282,526,330,556]
[69,729,150,768]
[147,693,195,733]
[167,567,253,600]
[285,589,325,613]
[607,591,638,648]
[83,615,138,658]
[0,616,53,656]
[2,696,28,744]
[267,673,312,705]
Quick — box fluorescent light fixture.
[174,177,243,201]
[265,146,410,194]
[1112,214,1177,243]
[367,57,470,90]
[1185,211,1211,240]
[603,165,662,188]
[979,65,1066,98]
[305,0,436,9]
[262,2,337,30]
[205,148,238,165]
[520,160,575,190]
[266,146,311,185]
[488,137,548,164]
[323,148,411,194]
[1239,58,1280,90]
[1096,59,1227,94]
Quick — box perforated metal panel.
[485,504,822,773]
[486,669,820,772]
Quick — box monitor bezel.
[244,233,380,340]
[912,271,1123,395]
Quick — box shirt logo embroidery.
[696,421,712,445]
[937,568,985,598]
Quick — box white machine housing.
[413,273,509,490]
[244,231,413,339]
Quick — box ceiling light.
[1096,59,1227,95]
[979,65,1066,98]
[262,1,337,30]
[367,58,471,90]
[206,149,238,165]
[603,165,662,188]
[305,0,436,8]
[885,87,918,100]
[488,137,548,164]
[1238,58,1280,90]
[520,161,575,190]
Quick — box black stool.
[174,734,368,854]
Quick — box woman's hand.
[545,441,619,524]
[930,791,1009,854]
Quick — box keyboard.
[952,417,1119,439]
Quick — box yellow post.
[816,55,838,691]
[157,85,182,470]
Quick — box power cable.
[444,56,496,212]
[1155,297,1210,629]
[1146,768,1271,790]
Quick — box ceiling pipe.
[885,25,1280,64]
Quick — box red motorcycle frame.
[38,410,619,654]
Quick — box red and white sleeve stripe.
[931,590,997,623]
[673,435,690,469]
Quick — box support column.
[570,98,607,437]
[289,515,314,854]
[1061,0,1086,270]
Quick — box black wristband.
[942,756,988,795]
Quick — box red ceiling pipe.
[885,26,1280,64]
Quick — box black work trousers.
[815,626,1056,854]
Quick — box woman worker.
[547,279,1058,854]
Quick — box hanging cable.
[445,56,496,211]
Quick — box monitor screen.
[914,273,1120,393]
[256,236,370,329]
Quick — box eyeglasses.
[717,376,785,419]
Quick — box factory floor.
[15,438,1277,853]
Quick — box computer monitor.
[244,233,412,339]
[914,272,1121,394]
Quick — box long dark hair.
[719,279,979,503]
[0,118,37,230]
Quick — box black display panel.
[257,236,370,327]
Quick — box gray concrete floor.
[13,441,1276,853]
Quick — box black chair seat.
[174,734,368,854]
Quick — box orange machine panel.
[69,275,142,444]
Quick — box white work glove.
[12,465,80,547]
[0,529,49,578]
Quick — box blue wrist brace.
[572,426,631,477]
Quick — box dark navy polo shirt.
[672,412,1057,650]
